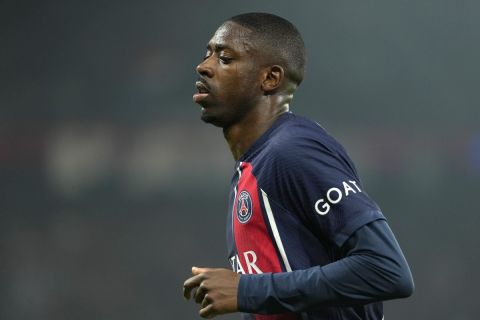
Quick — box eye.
[219,56,233,64]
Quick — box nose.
[196,58,213,78]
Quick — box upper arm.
[263,130,384,247]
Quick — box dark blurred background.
[1,1,479,319]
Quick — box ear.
[261,65,284,93]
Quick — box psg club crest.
[236,190,253,223]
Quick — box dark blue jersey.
[226,112,413,319]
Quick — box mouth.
[193,81,210,103]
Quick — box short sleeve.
[261,126,385,247]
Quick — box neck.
[223,95,291,161]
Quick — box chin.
[201,113,222,127]
[201,111,231,128]
[200,113,213,123]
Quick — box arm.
[238,219,414,314]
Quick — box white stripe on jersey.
[261,189,292,272]
[232,163,242,243]
[237,162,243,179]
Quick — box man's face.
[193,22,263,128]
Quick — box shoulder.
[254,113,359,183]
[266,113,348,163]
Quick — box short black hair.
[226,12,306,86]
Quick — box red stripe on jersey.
[234,162,297,320]
[234,162,282,274]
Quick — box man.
[183,12,414,320]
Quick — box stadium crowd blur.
[1,1,479,319]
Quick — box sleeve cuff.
[238,273,272,313]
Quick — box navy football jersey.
[226,112,385,319]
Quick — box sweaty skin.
[193,21,292,160]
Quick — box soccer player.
[183,12,414,320]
